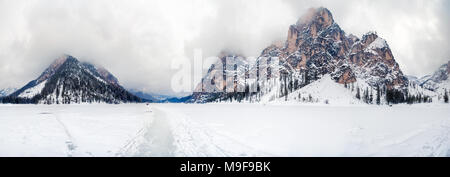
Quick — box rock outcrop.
[191,7,409,103]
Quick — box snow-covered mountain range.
[418,61,450,92]
[189,7,448,105]
[0,7,448,105]
[127,89,191,103]
[2,55,141,104]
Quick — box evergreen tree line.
[1,96,38,104]
[278,69,314,101]
[405,93,432,104]
[350,83,434,105]
[214,58,323,103]
[353,84,377,104]
[205,60,448,105]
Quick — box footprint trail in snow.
[118,106,267,157]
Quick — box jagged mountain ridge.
[403,60,450,104]
[190,7,408,103]
[4,55,141,104]
[264,8,407,89]
[420,61,450,91]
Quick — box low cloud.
[0,0,448,95]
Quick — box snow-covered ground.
[0,103,449,157]
[270,75,363,105]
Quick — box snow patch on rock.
[18,80,47,99]
[364,37,388,54]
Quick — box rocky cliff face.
[349,32,407,89]
[36,55,68,83]
[191,7,409,103]
[246,7,407,92]
[280,8,406,88]
[190,52,249,102]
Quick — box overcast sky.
[0,0,449,96]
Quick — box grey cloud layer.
[0,0,448,95]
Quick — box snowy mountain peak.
[420,61,450,92]
[361,31,378,43]
[296,7,334,28]
[359,32,389,51]
[36,55,69,83]
[431,62,449,82]
[190,7,409,104]
[192,52,248,95]
[3,55,140,104]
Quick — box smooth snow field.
[0,103,449,157]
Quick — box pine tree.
[444,89,449,103]
[284,76,288,101]
[304,70,310,86]
[376,85,381,105]
[385,89,390,105]
[356,87,361,100]
[281,72,288,101]
[364,87,369,103]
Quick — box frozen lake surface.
[0,103,449,157]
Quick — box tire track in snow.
[52,113,77,157]
[119,105,268,157]
[115,126,147,156]
[417,122,450,157]
[117,107,175,156]
[157,106,269,157]
[367,120,450,157]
